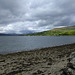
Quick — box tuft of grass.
[17,73,22,75]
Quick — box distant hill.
[23,26,75,36]
[0,33,21,36]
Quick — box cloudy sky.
[0,0,75,34]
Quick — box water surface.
[0,36,75,54]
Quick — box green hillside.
[24,26,75,36]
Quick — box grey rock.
[60,68,73,75]
[67,63,75,69]
[60,52,75,75]
[32,70,43,75]
[70,58,75,69]
[69,52,75,69]
[70,52,75,59]
[0,59,5,62]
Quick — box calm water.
[0,36,75,54]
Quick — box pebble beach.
[0,43,75,75]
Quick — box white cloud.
[0,0,75,33]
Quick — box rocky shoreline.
[0,43,75,75]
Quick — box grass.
[16,73,22,75]
[23,26,75,36]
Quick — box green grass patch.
[23,26,75,36]
[17,73,22,75]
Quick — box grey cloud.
[0,0,75,33]
[0,0,28,25]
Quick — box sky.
[0,0,75,34]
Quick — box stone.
[67,63,75,69]
[37,70,43,74]
[70,52,75,59]
[0,59,5,62]
[70,58,75,69]
[69,52,75,69]
[32,70,43,75]
[60,52,75,75]
[47,62,52,65]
